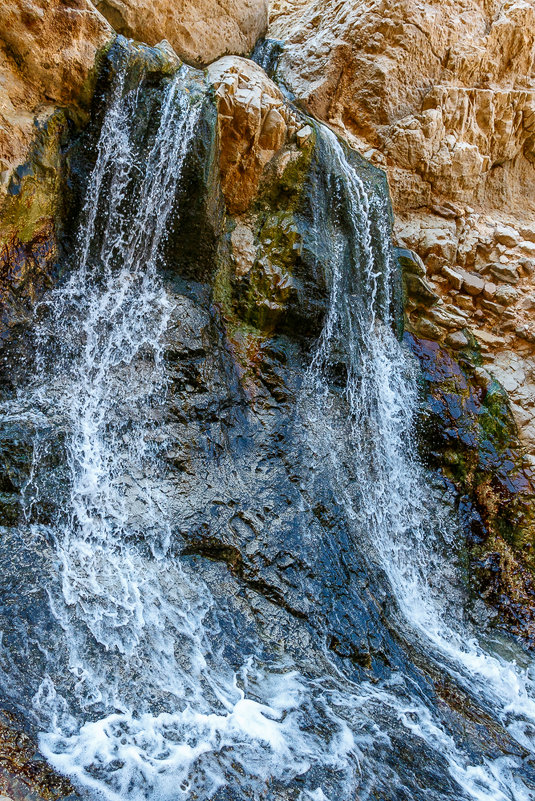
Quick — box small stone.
[499,373,520,393]
[441,264,463,290]
[430,204,457,219]
[483,281,497,299]
[429,304,468,329]
[516,326,535,344]
[414,318,443,339]
[258,108,287,150]
[494,223,519,248]
[494,285,518,307]
[456,294,474,311]
[296,125,313,147]
[461,271,485,296]
[426,254,448,275]
[404,274,439,306]
[488,262,519,284]
[519,224,535,243]
[521,296,535,310]
[481,299,505,316]
[476,329,506,347]
[519,258,535,275]
[446,330,469,349]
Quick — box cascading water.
[1,41,535,801]
[301,126,535,800]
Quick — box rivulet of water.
[2,46,535,801]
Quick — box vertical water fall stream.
[1,51,535,801]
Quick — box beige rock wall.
[269,0,535,458]
[93,0,269,66]
[0,0,113,184]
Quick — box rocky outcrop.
[207,55,305,213]
[0,1,113,347]
[269,0,535,458]
[0,0,113,184]
[93,0,268,65]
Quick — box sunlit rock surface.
[269,0,535,457]
[93,0,268,65]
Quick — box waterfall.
[301,125,535,800]
[1,47,535,801]
[10,58,367,801]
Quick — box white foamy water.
[1,50,534,801]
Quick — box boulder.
[93,0,268,66]
[207,56,300,214]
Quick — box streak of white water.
[302,125,535,799]
[21,63,375,801]
[4,54,535,801]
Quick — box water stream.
[1,52,535,801]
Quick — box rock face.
[1,7,535,799]
[93,0,269,65]
[0,0,112,182]
[0,1,113,348]
[269,0,535,457]
[207,55,302,213]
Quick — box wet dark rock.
[1,36,535,801]
[406,332,535,645]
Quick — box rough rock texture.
[0,0,112,183]
[1,32,535,796]
[269,0,535,458]
[0,1,113,346]
[207,55,303,213]
[93,0,268,66]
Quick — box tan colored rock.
[495,285,519,307]
[441,265,463,291]
[0,0,112,186]
[446,330,469,350]
[461,271,485,297]
[207,55,300,214]
[483,281,497,300]
[269,0,535,455]
[270,0,535,217]
[231,223,257,275]
[94,0,268,66]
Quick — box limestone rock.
[94,0,268,66]
[270,0,535,463]
[207,55,301,214]
[0,0,113,182]
[270,0,535,220]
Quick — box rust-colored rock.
[207,56,300,214]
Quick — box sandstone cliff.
[93,0,268,65]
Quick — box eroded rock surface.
[269,0,535,456]
[93,0,268,65]
[0,0,112,184]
